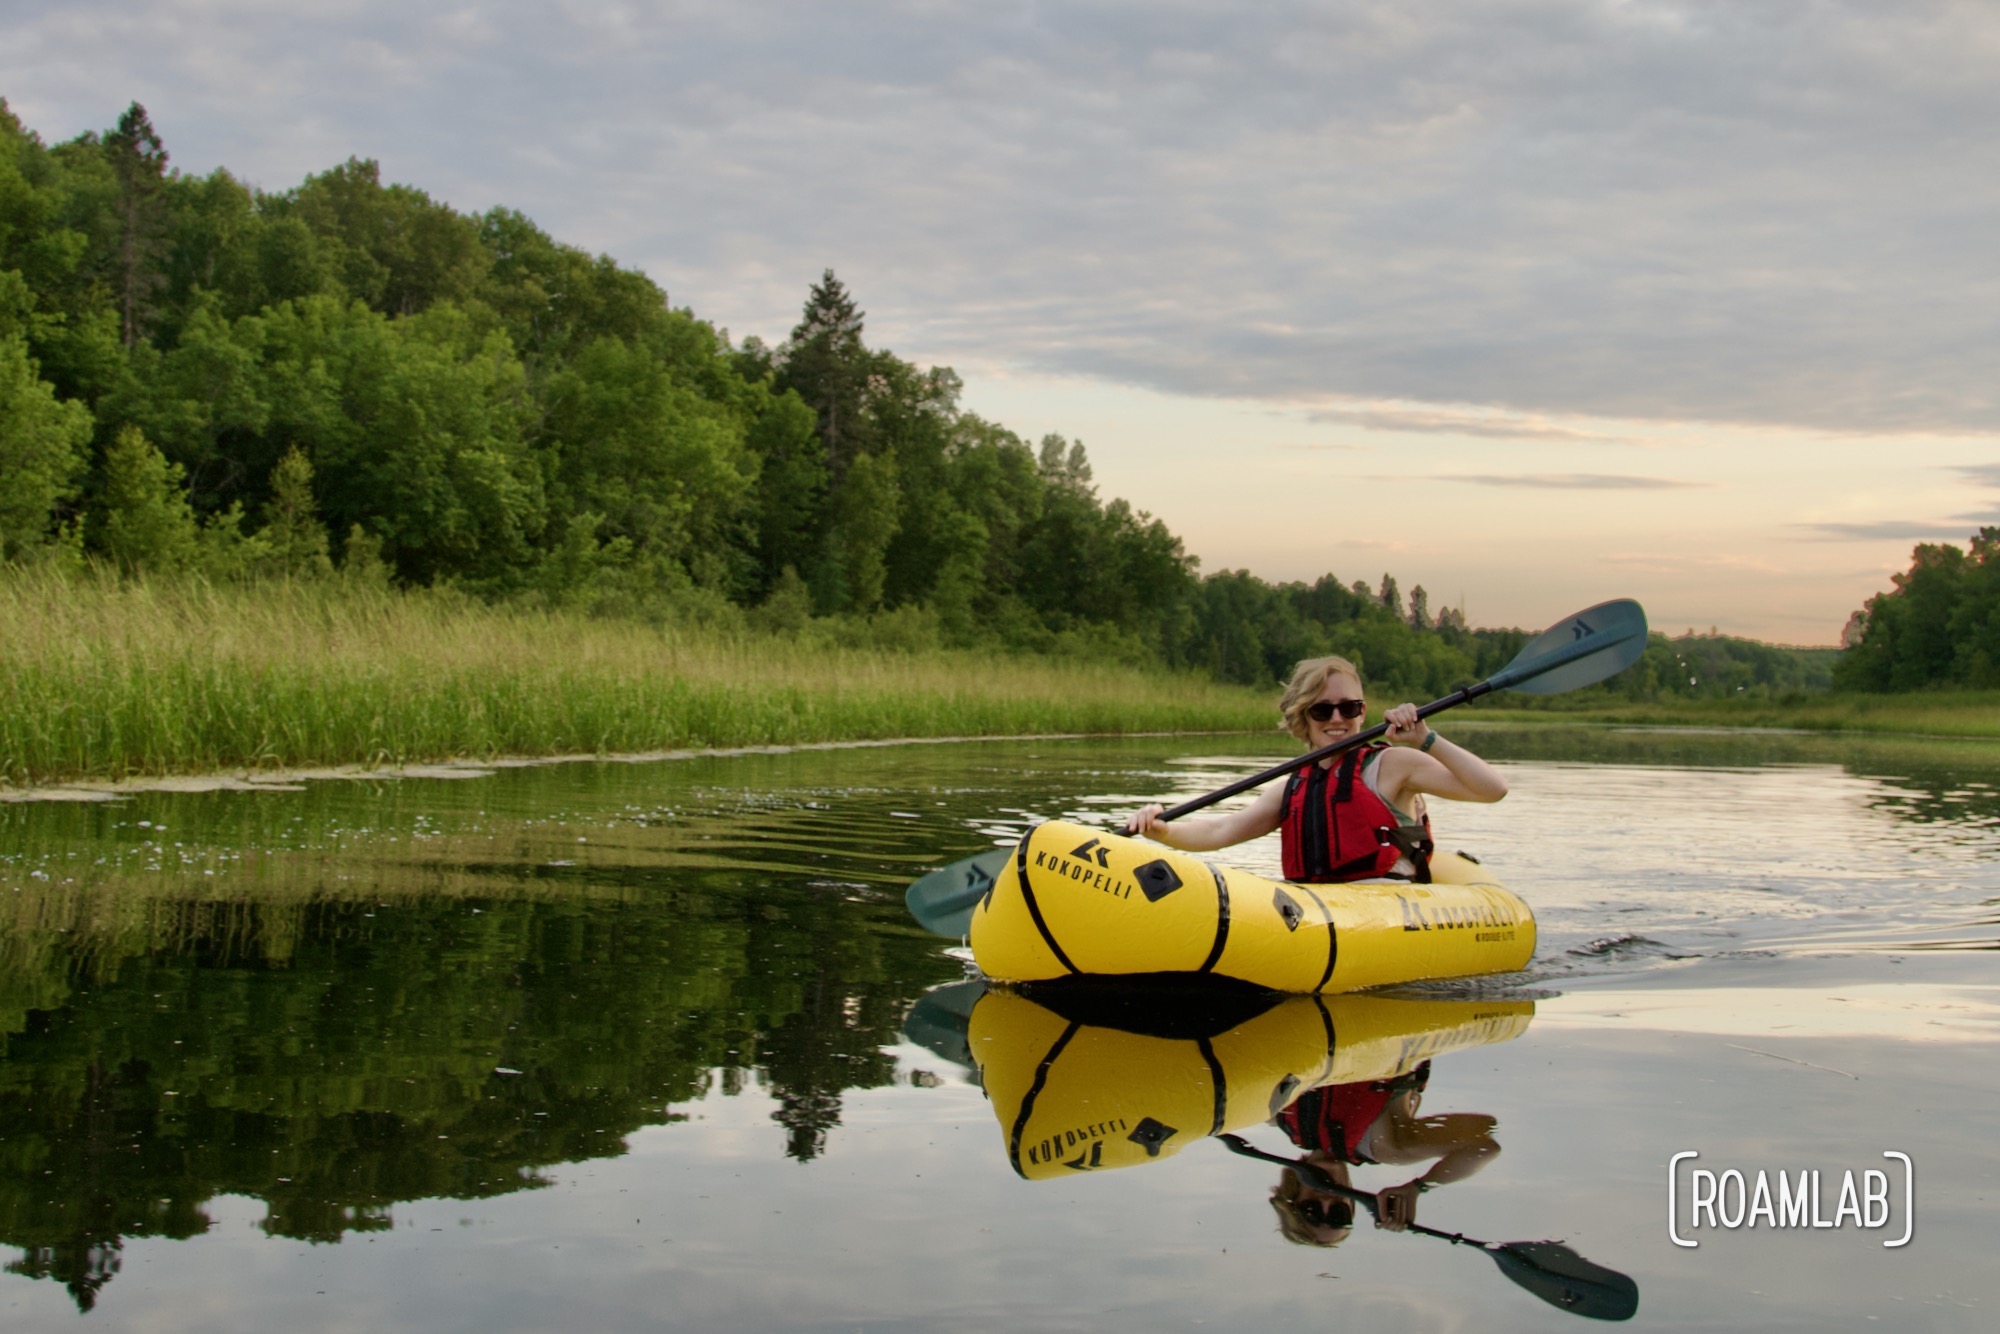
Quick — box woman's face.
[1292,1185,1356,1246]
[1307,672,1367,750]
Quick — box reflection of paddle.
[905,598,1648,937]
[1217,1133,1639,1321]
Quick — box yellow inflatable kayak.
[969,820,1535,991]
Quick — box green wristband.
[1420,730,1439,753]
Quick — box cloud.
[1953,464,2000,488]
[1303,404,1635,444]
[10,2,2000,433]
[1434,473,1710,490]
[1793,517,2000,541]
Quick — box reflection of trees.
[1855,764,2000,831]
[760,973,907,1161]
[0,876,957,1310]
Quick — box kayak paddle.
[904,597,1648,937]
[1218,1133,1640,1321]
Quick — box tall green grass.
[0,567,1275,786]
[1478,692,2000,739]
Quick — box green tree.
[1377,572,1402,619]
[123,300,272,510]
[4,107,128,414]
[0,329,94,557]
[813,449,900,613]
[1834,529,2000,691]
[871,360,964,609]
[477,208,667,363]
[91,425,199,572]
[945,414,1042,607]
[927,508,988,644]
[537,335,755,585]
[240,296,545,584]
[777,270,871,482]
[276,158,490,316]
[154,169,339,339]
[1947,528,2000,686]
[1835,540,1970,691]
[103,103,171,348]
[257,446,333,576]
[1,101,89,330]
[742,388,827,596]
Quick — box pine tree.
[779,270,871,483]
[1378,573,1403,619]
[338,523,393,588]
[1408,584,1431,630]
[258,446,334,576]
[104,102,171,348]
[93,425,199,573]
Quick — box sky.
[6,0,1998,643]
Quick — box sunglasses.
[1305,698,1367,723]
[1293,1196,1356,1228]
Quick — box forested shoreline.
[0,98,1978,718]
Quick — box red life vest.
[1275,1067,1428,1163]
[1280,743,1434,883]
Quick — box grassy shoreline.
[1469,691,2000,740]
[0,569,1275,788]
[7,570,1996,790]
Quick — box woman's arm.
[1372,1138,1502,1232]
[1377,703,1508,806]
[1123,779,1286,851]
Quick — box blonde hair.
[1268,1167,1355,1247]
[1278,655,1365,741]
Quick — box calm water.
[2,726,1997,1331]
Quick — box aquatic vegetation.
[1473,690,2000,739]
[0,567,1272,785]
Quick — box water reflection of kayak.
[970,820,1536,992]
[952,983,1533,1180]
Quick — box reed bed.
[0,568,1274,787]
[1491,692,2000,739]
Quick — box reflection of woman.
[1125,655,1506,883]
[1266,1064,1502,1247]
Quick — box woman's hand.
[1373,1181,1424,1231]
[1383,702,1428,747]
[1122,784,1287,852]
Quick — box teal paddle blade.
[905,846,1013,937]
[1486,1240,1640,1321]
[902,980,986,1069]
[1491,598,1649,696]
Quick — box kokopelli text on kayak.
[1668,1151,1913,1248]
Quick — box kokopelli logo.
[1069,837,1111,868]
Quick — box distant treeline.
[2,100,1831,701]
[1835,529,2000,692]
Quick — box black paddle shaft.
[1157,682,1493,822]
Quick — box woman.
[1265,1065,1502,1246]
[1123,655,1506,883]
